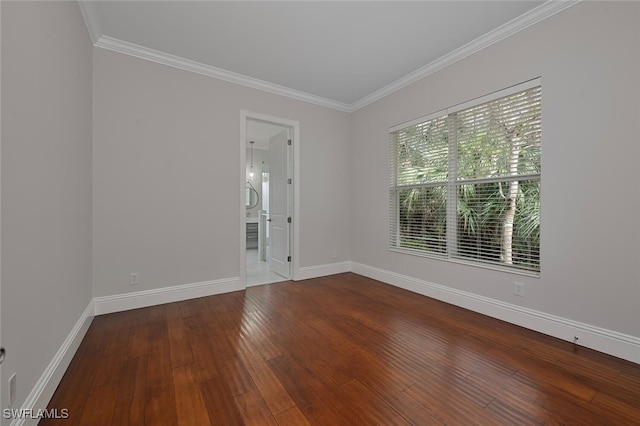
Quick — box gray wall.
[1,0,93,415]
[92,48,352,297]
[351,2,640,338]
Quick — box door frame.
[240,110,300,287]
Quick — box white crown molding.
[95,36,352,113]
[76,1,101,45]
[351,262,640,365]
[348,0,581,112]
[80,0,579,113]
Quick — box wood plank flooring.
[42,273,640,425]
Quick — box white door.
[268,129,290,278]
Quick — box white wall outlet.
[9,373,16,406]
[514,282,525,297]
[130,272,140,285]
[331,250,337,259]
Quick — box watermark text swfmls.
[3,408,69,420]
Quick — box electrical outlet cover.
[514,282,525,297]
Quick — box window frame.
[389,78,542,277]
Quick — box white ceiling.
[81,1,575,112]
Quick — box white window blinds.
[390,80,541,274]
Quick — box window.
[390,79,541,274]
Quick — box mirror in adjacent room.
[246,139,260,209]
[246,182,259,209]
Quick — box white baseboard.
[11,300,94,426]
[351,262,640,365]
[93,277,243,315]
[296,261,352,281]
[94,263,354,316]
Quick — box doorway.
[240,111,299,287]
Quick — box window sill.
[389,247,540,278]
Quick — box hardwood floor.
[42,273,640,425]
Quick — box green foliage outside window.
[391,84,541,273]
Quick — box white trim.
[351,262,640,364]
[297,262,352,281]
[96,36,351,112]
[76,1,101,45]
[350,1,578,112]
[10,300,94,426]
[78,1,578,113]
[93,277,242,315]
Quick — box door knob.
[267,218,272,222]
[0,347,5,364]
